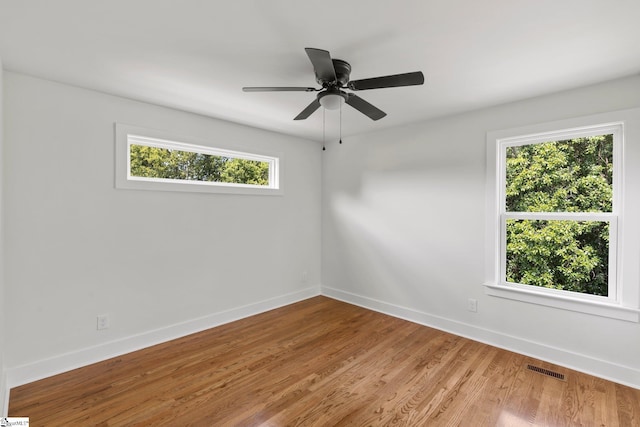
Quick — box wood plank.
[9,296,640,426]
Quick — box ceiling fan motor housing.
[317,59,351,87]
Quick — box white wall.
[322,75,640,388]
[0,57,7,415]
[3,72,322,386]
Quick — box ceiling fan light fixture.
[319,93,344,110]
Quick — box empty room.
[1,1,639,425]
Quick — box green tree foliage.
[505,135,613,296]
[129,145,269,186]
[221,158,269,186]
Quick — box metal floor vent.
[527,364,566,381]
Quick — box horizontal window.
[115,124,282,195]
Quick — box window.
[501,127,619,301]
[485,109,640,322]
[115,124,282,195]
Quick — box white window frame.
[500,125,620,302]
[115,124,283,195]
[485,109,640,322]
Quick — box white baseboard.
[6,286,320,389]
[1,370,7,417]
[321,286,640,390]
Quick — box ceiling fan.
[243,48,425,121]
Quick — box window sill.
[484,283,640,322]
[117,177,284,196]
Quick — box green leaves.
[129,145,270,186]
[506,220,608,295]
[504,135,613,296]
[220,158,269,186]
[506,135,613,212]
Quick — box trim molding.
[320,286,640,390]
[1,371,7,417]
[6,286,320,389]
[484,283,640,322]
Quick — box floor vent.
[527,364,566,381]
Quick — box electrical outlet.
[97,314,110,330]
[301,271,308,284]
[467,298,478,313]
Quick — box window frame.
[485,110,640,322]
[499,125,620,303]
[115,123,283,195]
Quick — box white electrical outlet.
[467,298,478,313]
[301,271,308,284]
[97,314,110,330]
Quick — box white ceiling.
[1,0,639,142]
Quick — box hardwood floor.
[9,296,640,426]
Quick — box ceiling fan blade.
[294,99,321,120]
[243,87,317,92]
[305,48,337,84]
[347,71,424,91]
[345,94,386,121]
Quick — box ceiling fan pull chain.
[322,108,326,151]
[339,102,343,144]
